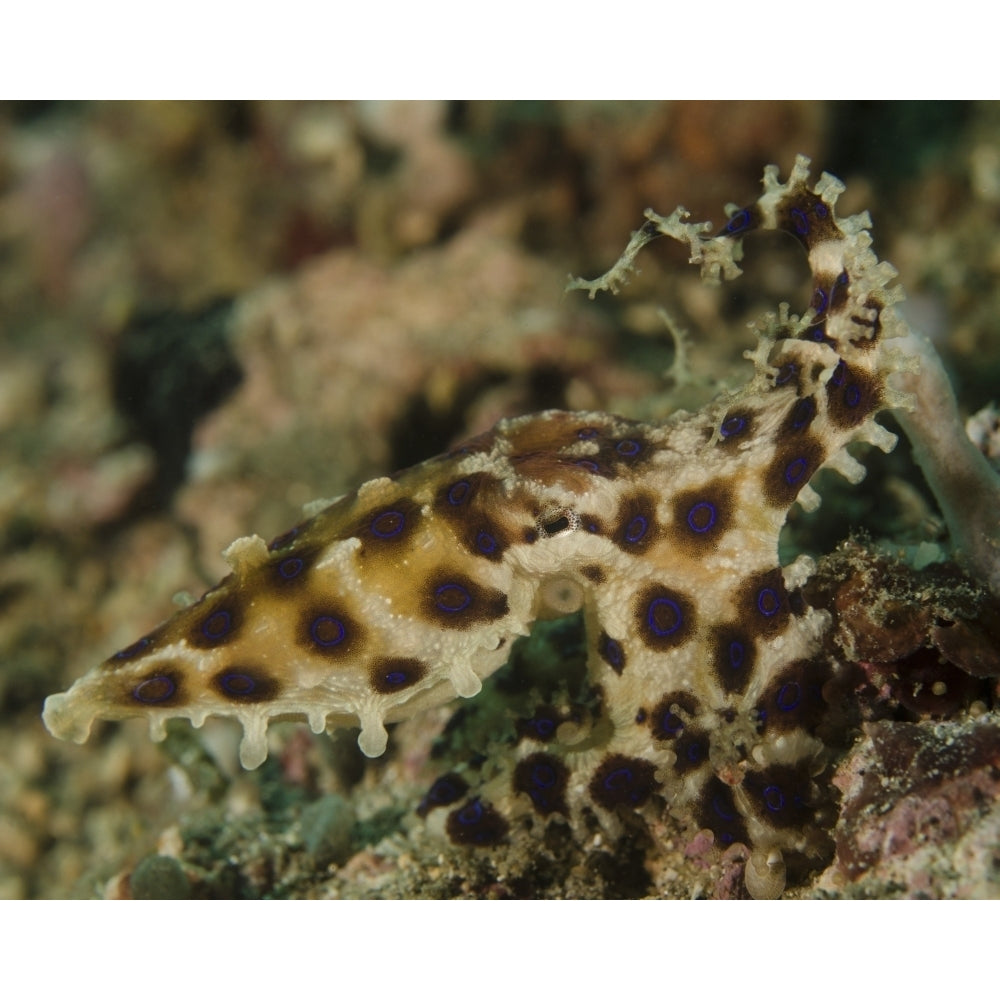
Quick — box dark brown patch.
[462,518,514,562]
[588,754,658,810]
[710,625,757,695]
[668,479,736,553]
[580,564,606,584]
[776,192,841,249]
[298,604,366,659]
[597,631,626,675]
[446,798,509,846]
[515,706,565,744]
[737,569,791,638]
[649,691,700,742]
[351,497,423,556]
[673,730,710,774]
[742,762,819,829]
[513,752,569,815]
[423,572,509,629]
[263,545,322,590]
[369,656,427,695]
[847,294,883,349]
[126,666,186,708]
[756,658,832,734]
[761,434,825,507]
[610,492,659,554]
[417,772,469,817]
[770,360,803,393]
[579,431,656,477]
[186,590,245,650]
[634,584,696,650]
[434,472,514,563]
[829,269,850,314]
[696,776,749,847]
[825,361,882,428]
[781,395,817,436]
[716,409,754,449]
[212,665,281,703]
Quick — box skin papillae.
[42,155,1000,897]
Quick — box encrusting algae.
[42,156,1000,897]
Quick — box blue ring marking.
[604,766,636,795]
[756,587,781,617]
[728,640,745,671]
[686,501,717,533]
[202,609,232,640]
[720,414,746,438]
[845,384,862,408]
[647,596,683,636]
[624,515,648,544]
[615,439,641,457]
[475,530,498,555]
[811,287,828,316]
[114,636,151,661]
[784,457,808,486]
[577,427,599,439]
[815,201,829,219]
[133,675,176,704]
[763,784,785,812]
[723,208,752,235]
[384,669,408,688]
[310,615,346,647]
[806,326,827,342]
[220,671,256,696]
[585,520,600,533]
[658,708,684,736]
[371,510,405,538]
[531,764,557,789]
[686,740,705,763]
[829,360,847,387]
[278,556,304,580]
[447,480,470,505]
[574,459,600,473]
[775,362,798,386]
[435,583,472,613]
[457,800,483,825]
[532,717,556,739]
[776,682,801,712]
[790,207,809,235]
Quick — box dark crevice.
[111,298,243,516]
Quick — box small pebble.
[130,854,190,900]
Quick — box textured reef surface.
[4,102,1000,898]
